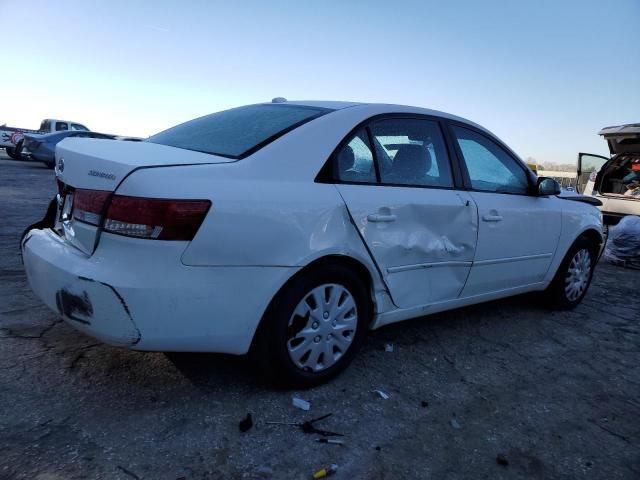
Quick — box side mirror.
[538,177,561,196]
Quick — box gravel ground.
[1,151,639,480]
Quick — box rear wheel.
[254,264,370,387]
[5,147,20,160]
[545,237,597,309]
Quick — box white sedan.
[22,100,604,385]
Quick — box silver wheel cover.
[565,248,592,302]
[287,283,358,372]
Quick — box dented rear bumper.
[22,229,141,346]
[21,228,298,354]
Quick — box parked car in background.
[22,100,604,386]
[23,131,116,168]
[578,123,640,225]
[1,119,89,159]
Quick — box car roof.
[263,100,486,131]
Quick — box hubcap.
[565,248,592,302]
[286,284,358,373]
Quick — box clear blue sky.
[2,0,639,165]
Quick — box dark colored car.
[23,131,116,168]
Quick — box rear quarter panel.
[116,163,382,284]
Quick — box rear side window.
[370,118,453,188]
[335,129,376,183]
[147,104,331,158]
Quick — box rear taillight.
[71,189,211,240]
[73,189,111,225]
[104,196,211,240]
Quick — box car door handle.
[482,214,503,222]
[367,213,397,223]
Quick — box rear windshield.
[147,104,332,158]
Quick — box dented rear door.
[337,184,478,308]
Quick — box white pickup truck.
[1,119,89,159]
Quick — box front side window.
[453,126,529,194]
[335,128,376,183]
[55,122,68,131]
[148,104,331,158]
[71,123,89,131]
[370,118,453,187]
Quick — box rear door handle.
[482,214,503,222]
[367,213,397,223]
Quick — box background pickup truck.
[1,119,89,159]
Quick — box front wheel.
[545,237,597,309]
[254,264,370,387]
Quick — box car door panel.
[450,124,563,297]
[461,192,561,296]
[338,185,478,308]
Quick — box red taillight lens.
[72,189,111,226]
[104,196,211,240]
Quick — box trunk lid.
[53,138,231,255]
[599,123,640,155]
[55,138,234,190]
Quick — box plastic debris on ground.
[238,413,253,432]
[267,413,343,437]
[312,463,338,479]
[603,215,640,269]
[317,438,344,445]
[373,389,390,399]
[496,453,509,466]
[292,396,311,411]
[421,400,429,408]
[450,418,461,429]
[384,343,394,352]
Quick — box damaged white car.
[22,100,605,385]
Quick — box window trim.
[445,120,537,196]
[316,113,461,190]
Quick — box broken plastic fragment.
[292,397,311,411]
[450,418,461,429]
[373,389,390,400]
[317,438,344,445]
[384,343,394,352]
[313,463,338,479]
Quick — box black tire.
[253,264,371,387]
[545,236,598,309]
[13,139,24,160]
[5,147,19,160]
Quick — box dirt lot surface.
[1,152,639,480]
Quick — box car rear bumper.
[22,228,297,354]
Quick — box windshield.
[147,104,332,158]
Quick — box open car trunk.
[595,153,640,199]
[599,124,640,155]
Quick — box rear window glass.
[147,104,331,158]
